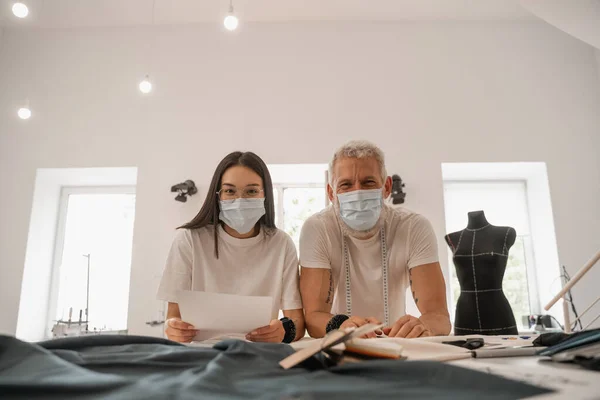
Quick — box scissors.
[442,338,485,350]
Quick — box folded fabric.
[533,332,571,347]
[537,328,600,356]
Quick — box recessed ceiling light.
[18,107,32,120]
[12,2,29,19]
[139,76,153,94]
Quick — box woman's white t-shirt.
[157,225,303,320]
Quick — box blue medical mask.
[219,198,266,235]
[337,188,383,231]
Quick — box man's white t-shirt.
[157,225,303,320]
[299,206,439,324]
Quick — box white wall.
[1,21,600,337]
[520,0,600,50]
[596,49,600,90]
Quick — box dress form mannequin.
[445,211,519,335]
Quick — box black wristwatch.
[280,317,296,344]
[325,314,350,333]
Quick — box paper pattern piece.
[177,290,272,341]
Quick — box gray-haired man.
[300,140,451,338]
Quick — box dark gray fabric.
[0,335,552,399]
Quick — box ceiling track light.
[138,0,156,95]
[224,0,239,31]
[12,2,29,18]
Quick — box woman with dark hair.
[157,151,304,343]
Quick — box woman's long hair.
[179,151,276,258]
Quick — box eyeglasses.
[217,186,264,200]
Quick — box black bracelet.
[325,314,349,333]
[280,317,296,344]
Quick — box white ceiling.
[0,0,534,28]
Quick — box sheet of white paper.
[177,290,273,341]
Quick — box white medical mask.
[219,198,266,235]
[337,188,383,231]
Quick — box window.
[442,181,539,328]
[274,185,327,249]
[49,187,136,335]
[268,164,329,252]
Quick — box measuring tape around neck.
[342,228,390,327]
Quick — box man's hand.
[165,318,198,343]
[340,316,382,338]
[383,315,432,338]
[246,319,285,343]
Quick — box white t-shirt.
[299,206,439,323]
[157,225,303,320]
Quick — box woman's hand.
[165,317,198,343]
[245,319,285,343]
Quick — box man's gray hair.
[328,140,388,185]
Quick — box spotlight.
[391,174,406,204]
[171,180,198,203]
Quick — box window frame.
[46,185,136,337]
